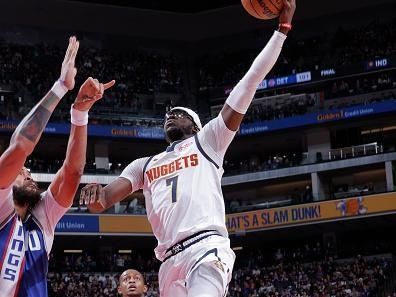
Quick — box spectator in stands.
[124,197,139,214]
[118,269,148,297]
[302,185,313,202]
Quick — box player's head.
[118,269,147,297]
[164,107,202,143]
[13,167,41,218]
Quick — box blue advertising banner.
[55,215,99,233]
[224,55,395,96]
[365,57,390,71]
[2,101,396,139]
[225,71,312,95]
[239,100,396,135]
[0,121,165,140]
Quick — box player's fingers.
[86,76,94,86]
[90,185,98,204]
[70,40,80,64]
[92,78,100,91]
[79,186,87,205]
[92,95,102,101]
[92,84,104,101]
[84,186,92,205]
[98,187,105,208]
[67,37,77,61]
[99,83,104,96]
[103,80,116,90]
[86,77,99,91]
[62,37,73,64]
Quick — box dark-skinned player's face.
[118,269,147,297]
[164,110,198,143]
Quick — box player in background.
[81,1,296,296]
[118,269,148,297]
[0,36,115,297]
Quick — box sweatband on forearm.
[70,105,89,126]
[51,80,68,99]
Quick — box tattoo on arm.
[42,92,62,110]
[19,106,51,142]
[18,92,60,143]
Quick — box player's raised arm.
[0,37,79,189]
[221,0,296,131]
[50,78,115,208]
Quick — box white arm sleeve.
[0,185,14,225]
[198,115,237,160]
[120,157,148,193]
[226,30,287,114]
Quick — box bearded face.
[13,179,41,210]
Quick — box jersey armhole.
[194,135,220,169]
[143,156,154,175]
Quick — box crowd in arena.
[0,19,395,129]
[0,39,182,121]
[198,19,396,90]
[46,240,395,297]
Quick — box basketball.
[241,0,283,20]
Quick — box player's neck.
[169,133,194,144]
[15,204,29,221]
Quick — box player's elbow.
[62,162,85,180]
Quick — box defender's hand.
[60,36,79,90]
[73,77,115,112]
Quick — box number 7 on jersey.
[166,176,179,203]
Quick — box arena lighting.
[232,246,243,251]
[118,250,132,254]
[64,249,83,253]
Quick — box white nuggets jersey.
[121,115,236,261]
[0,185,67,297]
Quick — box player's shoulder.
[31,190,54,213]
[123,156,157,174]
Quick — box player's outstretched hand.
[73,77,116,112]
[60,36,79,90]
[80,183,106,208]
[279,0,296,25]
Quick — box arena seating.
[47,242,395,297]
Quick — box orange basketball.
[241,0,283,20]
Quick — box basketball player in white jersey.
[81,1,296,296]
[0,37,115,297]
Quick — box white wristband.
[70,105,89,126]
[51,80,68,99]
